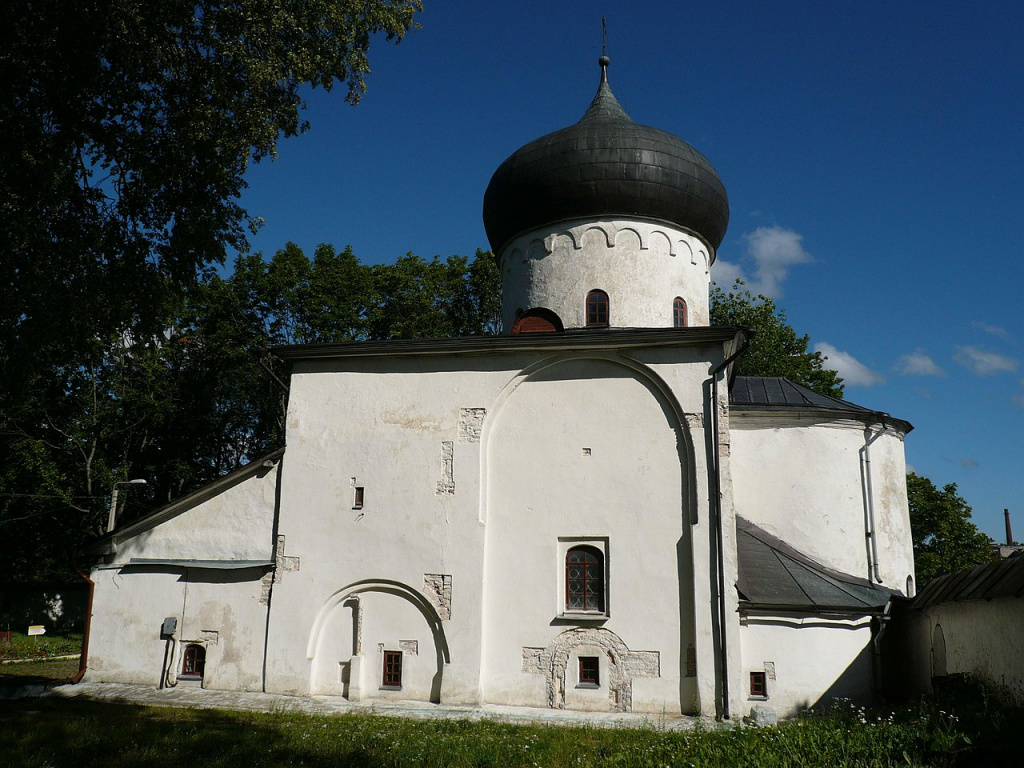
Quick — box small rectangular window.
[382,650,402,688]
[353,486,364,509]
[579,656,600,687]
[750,671,767,698]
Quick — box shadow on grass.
[0,697,391,768]
[0,658,79,687]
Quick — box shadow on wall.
[0,583,88,633]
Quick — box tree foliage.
[0,245,499,582]
[710,281,844,398]
[1,0,421,423]
[907,472,993,585]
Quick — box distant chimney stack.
[1005,508,1014,546]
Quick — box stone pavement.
[32,681,701,731]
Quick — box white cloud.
[954,346,1018,376]
[973,322,1012,342]
[961,458,979,469]
[814,342,886,387]
[745,227,812,298]
[710,259,742,288]
[894,350,946,377]
[1013,380,1024,408]
[710,226,811,298]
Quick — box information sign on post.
[27,625,46,636]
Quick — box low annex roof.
[736,517,895,614]
[912,556,1024,608]
[730,376,913,433]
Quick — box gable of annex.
[88,448,284,565]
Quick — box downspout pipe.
[70,564,94,684]
[707,331,752,720]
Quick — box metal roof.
[124,559,273,571]
[273,326,747,362]
[482,58,729,254]
[736,517,894,613]
[912,556,1024,608]
[730,376,913,433]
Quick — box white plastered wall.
[86,462,279,690]
[739,616,875,717]
[500,218,713,330]
[924,598,1024,704]
[730,414,914,591]
[264,344,726,714]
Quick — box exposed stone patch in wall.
[717,397,731,457]
[261,535,299,604]
[199,630,219,645]
[423,574,453,620]
[399,639,419,656]
[276,535,300,574]
[685,413,704,430]
[522,628,660,712]
[259,572,273,605]
[436,441,455,495]
[458,408,486,443]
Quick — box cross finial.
[599,16,610,82]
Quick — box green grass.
[0,631,83,662]
[1,686,1020,768]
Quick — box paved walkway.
[32,681,701,731]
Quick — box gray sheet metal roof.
[273,326,747,361]
[482,58,729,254]
[912,556,1024,608]
[730,376,913,433]
[736,517,894,613]
[125,559,273,570]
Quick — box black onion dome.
[483,60,729,254]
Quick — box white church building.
[85,58,915,720]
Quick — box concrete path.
[35,681,701,731]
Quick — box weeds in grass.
[0,679,1020,767]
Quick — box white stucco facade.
[501,218,713,331]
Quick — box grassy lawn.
[0,683,1019,768]
[0,631,82,687]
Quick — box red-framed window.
[181,644,206,679]
[579,656,600,687]
[566,546,604,612]
[585,290,609,327]
[673,297,688,328]
[750,671,767,697]
[382,650,402,688]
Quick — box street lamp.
[106,479,147,533]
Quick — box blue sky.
[239,2,1024,542]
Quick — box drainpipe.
[860,417,888,584]
[70,564,94,684]
[707,331,752,720]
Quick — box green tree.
[710,281,844,398]
[1,0,421,419]
[907,472,993,585]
